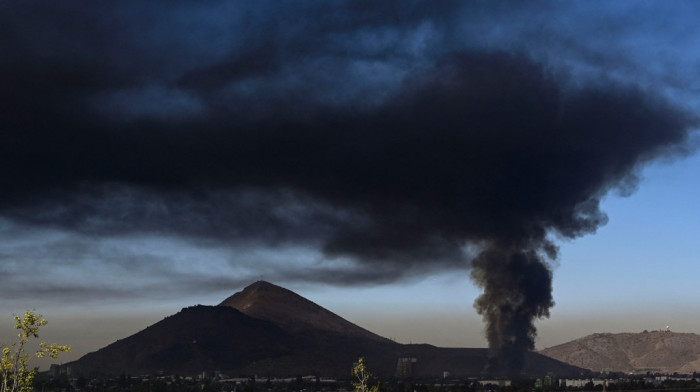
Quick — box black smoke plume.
[472,247,555,374]
[0,2,696,375]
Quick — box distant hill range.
[67,281,585,378]
[540,331,700,374]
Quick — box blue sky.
[1,1,700,368]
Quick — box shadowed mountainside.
[67,281,586,378]
[219,281,387,341]
[540,331,700,374]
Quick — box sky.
[2,0,700,370]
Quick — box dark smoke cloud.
[1,1,697,374]
[472,247,555,374]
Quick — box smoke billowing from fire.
[0,2,697,375]
[472,247,555,374]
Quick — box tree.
[0,311,70,392]
[352,357,378,392]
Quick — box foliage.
[0,311,70,392]
[352,357,379,392]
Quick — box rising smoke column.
[379,53,693,375]
[472,246,555,374]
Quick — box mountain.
[219,281,387,341]
[68,305,293,375]
[540,331,700,374]
[67,281,585,378]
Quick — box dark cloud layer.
[1,1,696,374]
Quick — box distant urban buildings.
[395,357,417,378]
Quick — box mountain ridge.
[218,281,388,342]
[540,330,700,374]
[67,281,586,378]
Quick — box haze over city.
[1,1,700,370]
